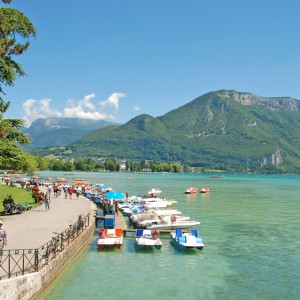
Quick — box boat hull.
[97,242,123,250]
[135,242,162,250]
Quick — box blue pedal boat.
[170,228,205,250]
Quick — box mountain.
[22,117,117,148]
[34,90,300,172]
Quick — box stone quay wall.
[0,220,96,300]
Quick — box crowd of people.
[30,182,84,211]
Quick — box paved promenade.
[1,186,97,249]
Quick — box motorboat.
[199,187,210,193]
[184,187,198,194]
[130,212,157,226]
[97,228,123,249]
[148,188,162,196]
[145,215,200,230]
[130,209,182,227]
[143,197,176,208]
[170,228,205,250]
[135,229,162,250]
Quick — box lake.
[36,171,300,300]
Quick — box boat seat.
[178,236,186,243]
[136,229,143,237]
[107,229,115,237]
[175,229,182,238]
[191,229,198,237]
[115,228,123,237]
[143,230,152,238]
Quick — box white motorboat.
[143,197,175,208]
[131,209,183,227]
[145,215,200,230]
[148,188,162,195]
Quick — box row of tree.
[37,157,183,173]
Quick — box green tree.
[0,0,37,171]
[62,161,75,171]
[37,157,49,170]
[0,0,37,99]
[105,158,119,171]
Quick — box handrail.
[0,214,90,280]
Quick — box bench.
[19,202,33,210]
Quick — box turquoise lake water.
[36,171,300,300]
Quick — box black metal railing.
[0,214,90,280]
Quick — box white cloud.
[22,99,36,116]
[39,99,62,117]
[22,92,126,125]
[79,93,96,110]
[22,98,62,122]
[64,106,115,120]
[100,92,126,110]
[133,105,141,111]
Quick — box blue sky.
[4,0,300,126]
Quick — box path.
[1,186,96,249]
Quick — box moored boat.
[145,216,200,230]
[148,188,162,195]
[135,229,162,250]
[97,228,123,249]
[170,228,205,250]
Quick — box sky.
[3,0,300,126]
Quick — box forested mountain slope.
[38,90,300,172]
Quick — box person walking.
[75,187,80,199]
[68,186,73,199]
[38,192,45,211]
[0,220,8,264]
[45,192,50,210]
[63,185,68,199]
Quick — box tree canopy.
[0,0,37,172]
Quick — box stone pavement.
[0,186,97,249]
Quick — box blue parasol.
[105,191,125,200]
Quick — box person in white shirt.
[0,220,7,263]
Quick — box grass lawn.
[0,184,38,212]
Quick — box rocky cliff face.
[219,90,300,112]
[261,147,284,166]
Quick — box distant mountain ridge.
[23,117,117,148]
[30,90,300,173]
